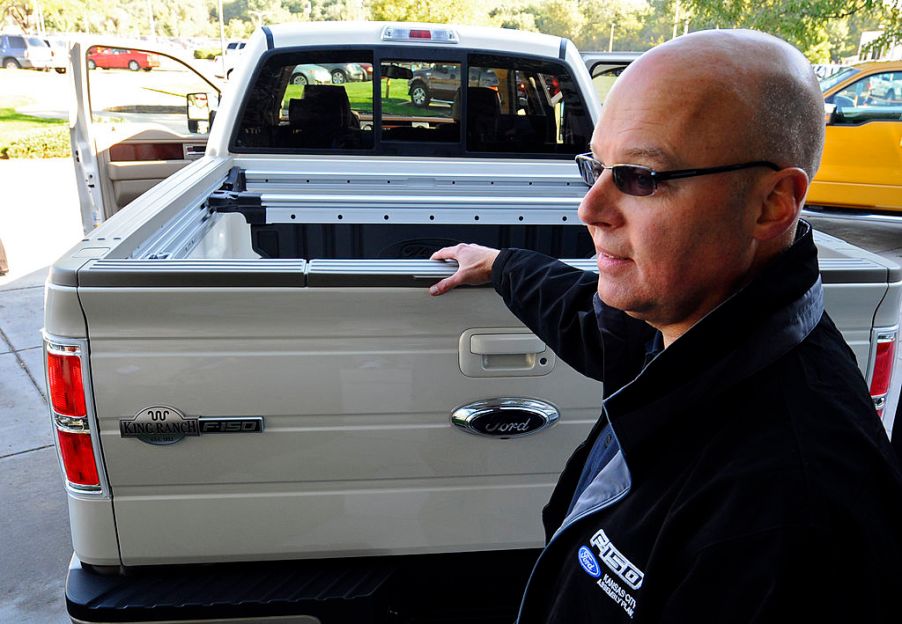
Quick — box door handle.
[459,329,555,378]
[470,334,544,355]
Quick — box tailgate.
[77,264,601,565]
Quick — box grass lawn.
[281,79,453,118]
[0,97,70,158]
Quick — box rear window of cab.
[232,50,594,158]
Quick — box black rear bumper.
[66,549,540,623]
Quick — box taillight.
[47,351,86,416]
[57,429,100,485]
[46,342,101,491]
[870,331,897,418]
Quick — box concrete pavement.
[0,158,899,623]
[1,158,81,623]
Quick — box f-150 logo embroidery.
[120,406,263,445]
[590,529,644,590]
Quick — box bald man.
[430,30,902,622]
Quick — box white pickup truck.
[49,22,900,623]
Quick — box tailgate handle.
[470,334,545,355]
[459,330,555,378]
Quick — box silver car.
[290,64,332,85]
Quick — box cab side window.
[828,71,902,124]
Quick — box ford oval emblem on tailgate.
[451,398,559,439]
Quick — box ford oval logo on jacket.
[451,398,559,439]
[578,545,602,578]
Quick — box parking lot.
[2,49,902,621]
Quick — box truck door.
[70,42,222,232]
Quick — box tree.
[532,0,584,39]
[578,0,652,50]
[369,0,486,24]
[1,0,32,32]
[681,0,900,61]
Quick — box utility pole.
[608,23,615,52]
[218,0,226,77]
[672,0,680,39]
[147,0,156,37]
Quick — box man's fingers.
[430,245,463,261]
[430,275,459,296]
[428,244,498,295]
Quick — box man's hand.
[429,244,501,296]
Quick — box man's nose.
[577,170,622,228]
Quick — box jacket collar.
[605,220,824,464]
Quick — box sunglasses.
[575,153,781,197]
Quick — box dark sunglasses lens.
[577,158,597,186]
[614,166,656,196]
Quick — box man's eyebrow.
[619,146,673,165]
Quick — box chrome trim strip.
[54,413,89,432]
[866,326,899,391]
[803,208,902,225]
[43,332,111,499]
[47,343,81,357]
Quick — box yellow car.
[810,61,902,213]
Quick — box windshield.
[819,67,859,92]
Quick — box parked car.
[214,41,249,80]
[812,60,902,213]
[318,62,368,84]
[87,47,159,71]
[407,63,498,107]
[0,34,52,70]
[43,36,68,73]
[223,40,246,56]
[289,63,332,85]
[581,51,642,105]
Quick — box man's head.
[578,29,824,345]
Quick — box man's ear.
[754,167,808,242]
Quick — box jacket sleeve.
[491,248,607,381]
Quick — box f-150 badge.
[120,406,263,445]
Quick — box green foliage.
[194,47,221,60]
[369,0,487,24]
[0,126,70,159]
[682,0,899,62]
[577,0,653,50]
[3,0,898,65]
[533,0,584,39]
[0,107,69,159]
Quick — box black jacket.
[491,223,902,623]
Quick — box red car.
[87,47,159,71]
